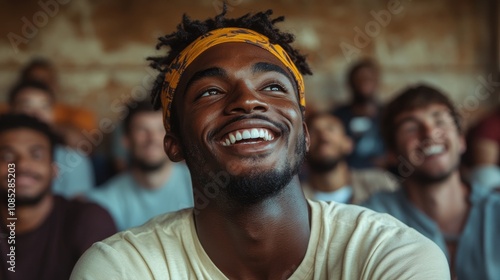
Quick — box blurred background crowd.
[0,1,499,279]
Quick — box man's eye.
[32,150,45,160]
[263,84,286,92]
[0,153,14,162]
[200,89,221,98]
[399,123,419,134]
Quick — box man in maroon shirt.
[470,107,500,190]
[0,114,116,280]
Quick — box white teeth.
[423,145,444,156]
[251,128,259,138]
[221,128,275,146]
[242,130,252,139]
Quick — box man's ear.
[122,135,130,151]
[164,133,184,162]
[303,122,310,153]
[343,135,354,155]
[459,135,466,155]
[51,162,58,181]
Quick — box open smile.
[422,144,445,157]
[221,128,275,146]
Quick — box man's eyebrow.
[394,116,418,128]
[252,62,291,79]
[185,67,227,92]
[0,146,10,151]
[30,144,48,151]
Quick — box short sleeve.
[70,242,131,280]
[365,225,450,280]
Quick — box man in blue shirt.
[85,101,193,231]
[363,84,500,279]
[8,80,94,198]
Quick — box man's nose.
[420,122,442,141]
[224,83,269,115]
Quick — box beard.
[0,183,51,207]
[183,130,307,207]
[411,161,460,185]
[307,155,344,174]
[132,157,168,172]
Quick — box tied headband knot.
[160,27,305,132]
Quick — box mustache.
[16,170,43,181]
[209,114,289,139]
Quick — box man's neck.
[194,176,311,279]
[405,172,470,235]
[309,161,351,192]
[131,162,173,190]
[1,194,54,234]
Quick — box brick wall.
[0,0,498,126]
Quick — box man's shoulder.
[53,195,116,237]
[55,196,113,225]
[473,185,500,211]
[308,200,449,279]
[55,195,108,215]
[100,208,193,247]
[351,169,398,185]
[70,209,194,279]
[312,199,408,231]
[361,189,403,210]
[88,173,134,197]
[312,198,429,249]
[54,145,91,163]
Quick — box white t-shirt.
[71,200,450,279]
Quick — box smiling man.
[84,100,193,231]
[71,9,449,280]
[363,85,500,279]
[0,114,116,280]
[303,113,397,204]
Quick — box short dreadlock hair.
[148,7,312,133]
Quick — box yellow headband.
[160,27,305,132]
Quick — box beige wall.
[0,0,498,126]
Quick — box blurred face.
[26,66,58,92]
[307,115,352,172]
[126,111,169,172]
[11,88,54,124]
[351,66,378,101]
[393,104,464,184]
[0,129,54,206]
[167,42,308,204]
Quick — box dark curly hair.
[0,113,61,159]
[147,7,312,132]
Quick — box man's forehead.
[182,43,291,79]
[395,103,451,122]
[0,128,50,146]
